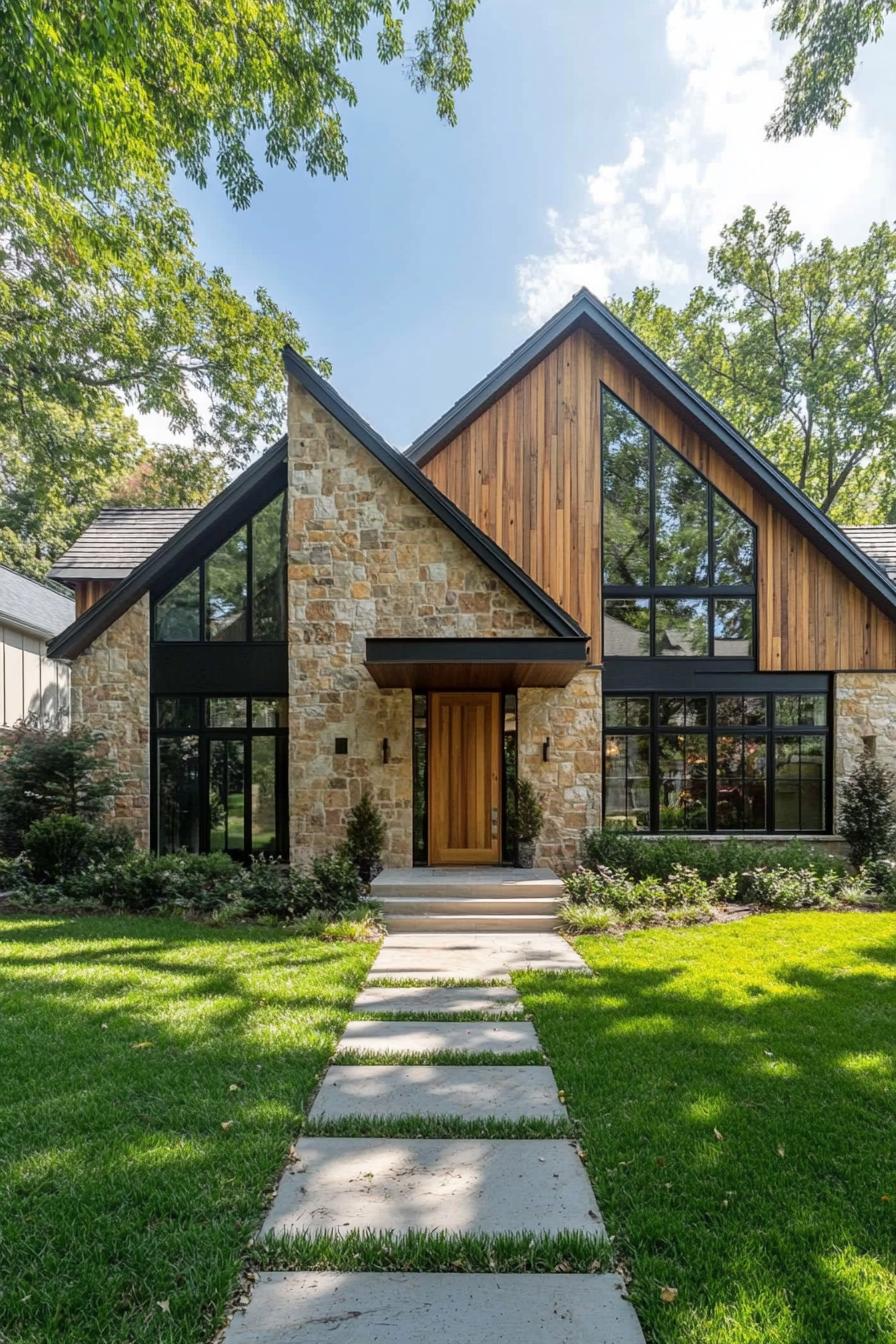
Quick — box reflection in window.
[209,738,245,853]
[604,598,650,656]
[206,528,248,641]
[605,695,651,728]
[251,736,278,853]
[156,696,199,729]
[716,735,766,829]
[655,440,708,585]
[658,734,708,830]
[602,396,650,585]
[655,598,709,656]
[157,736,200,852]
[775,694,826,726]
[154,570,200,641]
[252,697,289,728]
[413,693,428,864]
[604,733,651,830]
[713,495,754,586]
[207,697,247,728]
[252,494,286,640]
[716,694,766,727]
[775,736,825,830]
[658,696,708,726]
[714,598,753,656]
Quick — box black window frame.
[601,386,757,661]
[602,687,832,834]
[151,491,287,646]
[151,693,289,860]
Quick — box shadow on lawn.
[519,920,896,1344]
[0,914,373,1344]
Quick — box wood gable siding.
[422,328,896,671]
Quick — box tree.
[0,0,477,208]
[767,0,896,141]
[610,206,896,522]
[0,725,120,854]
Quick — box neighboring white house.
[0,565,75,731]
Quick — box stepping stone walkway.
[224,932,644,1343]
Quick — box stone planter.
[517,839,536,868]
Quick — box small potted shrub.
[516,778,544,868]
[344,791,386,883]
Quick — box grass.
[516,912,896,1344]
[254,1228,610,1273]
[0,913,376,1344]
[302,1113,574,1139]
[332,1048,544,1066]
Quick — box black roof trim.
[407,288,896,624]
[366,636,588,664]
[282,346,584,638]
[47,436,288,659]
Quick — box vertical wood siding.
[422,329,896,671]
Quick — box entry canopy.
[364,637,589,690]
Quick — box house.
[46,290,896,870]
[0,565,74,732]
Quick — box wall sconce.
[542,737,551,762]
[382,737,391,765]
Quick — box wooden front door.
[428,691,501,865]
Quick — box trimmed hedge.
[582,830,843,888]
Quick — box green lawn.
[0,915,376,1344]
[518,913,896,1344]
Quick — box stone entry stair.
[372,866,565,932]
[222,933,645,1343]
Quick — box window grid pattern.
[602,388,757,659]
[603,691,829,834]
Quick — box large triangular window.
[602,389,755,658]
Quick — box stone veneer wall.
[69,595,151,847]
[287,377,551,867]
[834,672,896,828]
[518,669,601,872]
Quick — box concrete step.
[385,912,560,933]
[352,984,524,1016]
[309,1064,567,1122]
[371,866,564,903]
[379,896,561,916]
[336,1018,541,1057]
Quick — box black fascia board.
[407,288,896,624]
[48,437,287,659]
[282,345,585,639]
[365,636,588,665]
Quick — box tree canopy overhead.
[767,0,895,140]
[611,206,896,524]
[0,0,477,207]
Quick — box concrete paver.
[261,1137,605,1238]
[222,1272,645,1343]
[309,1065,567,1122]
[368,932,589,980]
[336,1018,540,1056]
[352,985,523,1016]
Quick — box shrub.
[856,857,896,908]
[740,866,841,910]
[561,863,733,927]
[581,829,842,892]
[0,725,119,853]
[344,792,386,883]
[24,815,96,881]
[60,850,240,912]
[516,778,544,843]
[839,754,896,866]
[309,850,365,911]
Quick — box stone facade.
[518,670,601,871]
[287,375,551,867]
[834,672,896,826]
[69,595,150,847]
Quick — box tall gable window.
[152,493,286,643]
[602,390,756,658]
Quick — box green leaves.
[611,206,896,522]
[0,0,478,207]
[767,0,896,141]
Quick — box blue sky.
[153,0,896,450]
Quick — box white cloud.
[517,0,893,325]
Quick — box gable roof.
[281,346,584,639]
[47,437,288,660]
[49,508,200,582]
[408,287,896,626]
[0,565,74,641]
[47,355,584,661]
